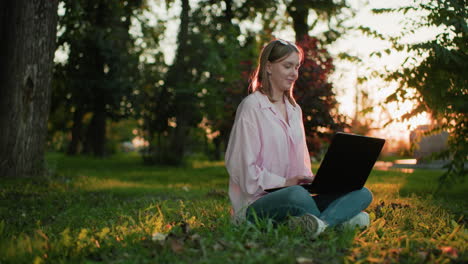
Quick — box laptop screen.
[309,133,385,194]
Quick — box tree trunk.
[66,108,85,155]
[224,0,234,22]
[83,105,106,157]
[166,0,191,165]
[88,2,107,157]
[287,0,309,42]
[90,104,107,156]
[0,0,59,178]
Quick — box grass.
[0,152,466,264]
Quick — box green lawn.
[0,153,466,263]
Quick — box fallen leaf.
[417,251,428,260]
[440,246,458,258]
[367,257,383,263]
[180,221,191,234]
[296,257,314,264]
[164,223,174,231]
[36,230,49,241]
[206,189,227,198]
[168,237,185,254]
[151,232,167,242]
[244,241,258,249]
[213,242,224,251]
[190,233,201,242]
[390,202,410,209]
[388,248,403,255]
[418,223,429,229]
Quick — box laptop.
[265,132,385,194]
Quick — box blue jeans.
[246,185,373,226]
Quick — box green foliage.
[241,0,354,43]
[295,35,348,155]
[51,0,143,156]
[49,0,357,163]
[0,153,466,263]
[141,1,256,164]
[190,2,259,160]
[369,0,467,186]
[105,119,140,154]
[137,0,358,164]
[287,0,353,43]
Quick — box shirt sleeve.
[298,106,314,177]
[225,114,286,195]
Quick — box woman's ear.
[266,61,272,75]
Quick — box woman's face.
[267,51,300,95]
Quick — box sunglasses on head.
[276,39,289,45]
[275,39,298,49]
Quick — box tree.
[236,1,352,155]
[0,0,59,177]
[52,0,142,156]
[142,0,354,162]
[295,35,347,156]
[371,0,467,184]
[286,0,351,43]
[191,0,254,160]
[163,0,200,164]
[143,0,204,165]
[142,0,250,164]
[134,12,168,163]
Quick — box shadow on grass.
[49,154,228,194]
[0,153,230,235]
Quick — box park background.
[0,0,466,263]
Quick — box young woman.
[225,39,373,238]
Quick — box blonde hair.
[250,39,304,106]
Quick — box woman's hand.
[285,175,314,187]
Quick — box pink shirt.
[225,91,313,221]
